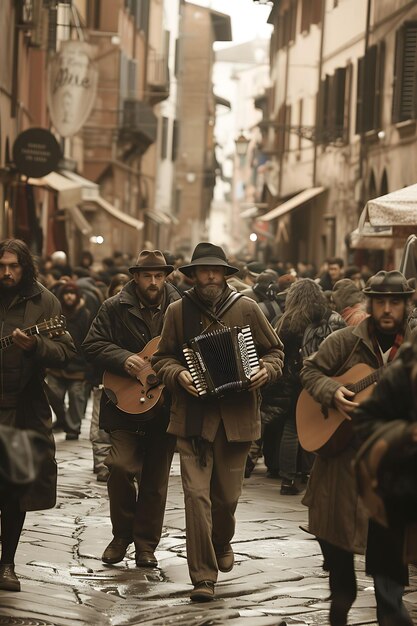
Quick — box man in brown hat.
[83,250,180,568]
[300,270,415,626]
[152,242,284,601]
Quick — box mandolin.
[102,335,164,419]
[296,362,386,457]
[0,316,66,350]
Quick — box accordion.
[182,325,260,398]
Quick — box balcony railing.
[147,51,170,104]
[119,99,158,150]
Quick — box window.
[301,0,323,33]
[317,64,352,143]
[356,42,385,133]
[392,22,417,123]
[160,117,169,160]
[172,120,179,162]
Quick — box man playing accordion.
[152,242,284,602]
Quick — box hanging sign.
[47,41,98,138]
[13,127,61,178]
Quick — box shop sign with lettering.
[13,128,61,178]
[47,41,98,138]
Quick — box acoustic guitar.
[102,335,164,419]
[0,315,66,350]
[296,362,385,457]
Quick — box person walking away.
[267,279,345,494]
[300,270,414,626]
[0,239,75,591]
[152,242,284,602]
[83,250,180,568]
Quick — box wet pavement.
[1,406,416,626]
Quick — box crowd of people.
[0,238,416,624]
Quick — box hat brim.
[363,288,414,296]
[179,257,240,278]
[129,265,174,275]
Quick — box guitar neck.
[0,321,53,350]
[352,366,385,393]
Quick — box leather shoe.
[215,544,234,572]
[102,537,131,564]
[0,563,20,591]
[135,551,158,567]
[280,479,300,495]
[190,580,215,602]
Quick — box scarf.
[368,318,405,366]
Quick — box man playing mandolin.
[83,250,180,568]
[0,238,75,592]
[300,270,415,626]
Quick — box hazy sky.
[188,0,273,45]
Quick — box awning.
[349,225,394,250]
[145,210,172,225]
[60,170,99,201]
[240,206,259,219]
[259,187,326,222]
[66,206,93,236]
[28,172,83,209]
[92,195,144,230]
[361,183,417,226]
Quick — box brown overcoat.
[0,281,76,511]
[152,293,284,442]
[300,318,413,553]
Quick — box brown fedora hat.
[178,242,239,277]
[129,249,174,274]
[363,270,415,297]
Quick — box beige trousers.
[177,422,251,584]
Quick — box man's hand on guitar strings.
[333,385,359,419]
[124,355,147,378]
[249,359,269,390]
[12,328,36,351]
[178,370,199,397]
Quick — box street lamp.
[235,133,250,158]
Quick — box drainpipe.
[312,0,326,187]
[358,0,372,201]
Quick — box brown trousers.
[105,426,175,553]
[177,422,251,584]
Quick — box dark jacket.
[82,280,181,432]
[0,281,76,511]
[353,342,417,583]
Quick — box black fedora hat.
[129,250,174,274]
[179,242,239,277]
[363,270,415,297]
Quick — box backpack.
[301,310,345,358]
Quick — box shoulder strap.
[216,291,242,318]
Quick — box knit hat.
[332,279,364,310]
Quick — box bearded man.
[0,239,75,591]
[300,270,414,626]
[82,250,180,568]
[152,242,283,602]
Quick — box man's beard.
[0,282,21,296]
[137,285,163,306]
[197,284,223,301]
[375,316,405,334]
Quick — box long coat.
[152,291,284,442]
[300,318,413,554]
[82,280,181,432]
[0,281,76,511]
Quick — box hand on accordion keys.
[248,359,269,391]
[178,369,199,397]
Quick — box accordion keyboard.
[182,325,260,398]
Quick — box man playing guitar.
[300,270,414,626]
[83,250,180,568]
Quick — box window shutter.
[160,117,169,160]
[172,120,179,162]
[400,23,417,120]
[343,63,352,141]
[364,45,377,131]
[335,67,346,138]
[355,56,364,133]
[374,41,385,130]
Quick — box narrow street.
[1,405,416,626]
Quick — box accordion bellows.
[183,325,260,398]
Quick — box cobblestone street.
[1,408,416,626]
